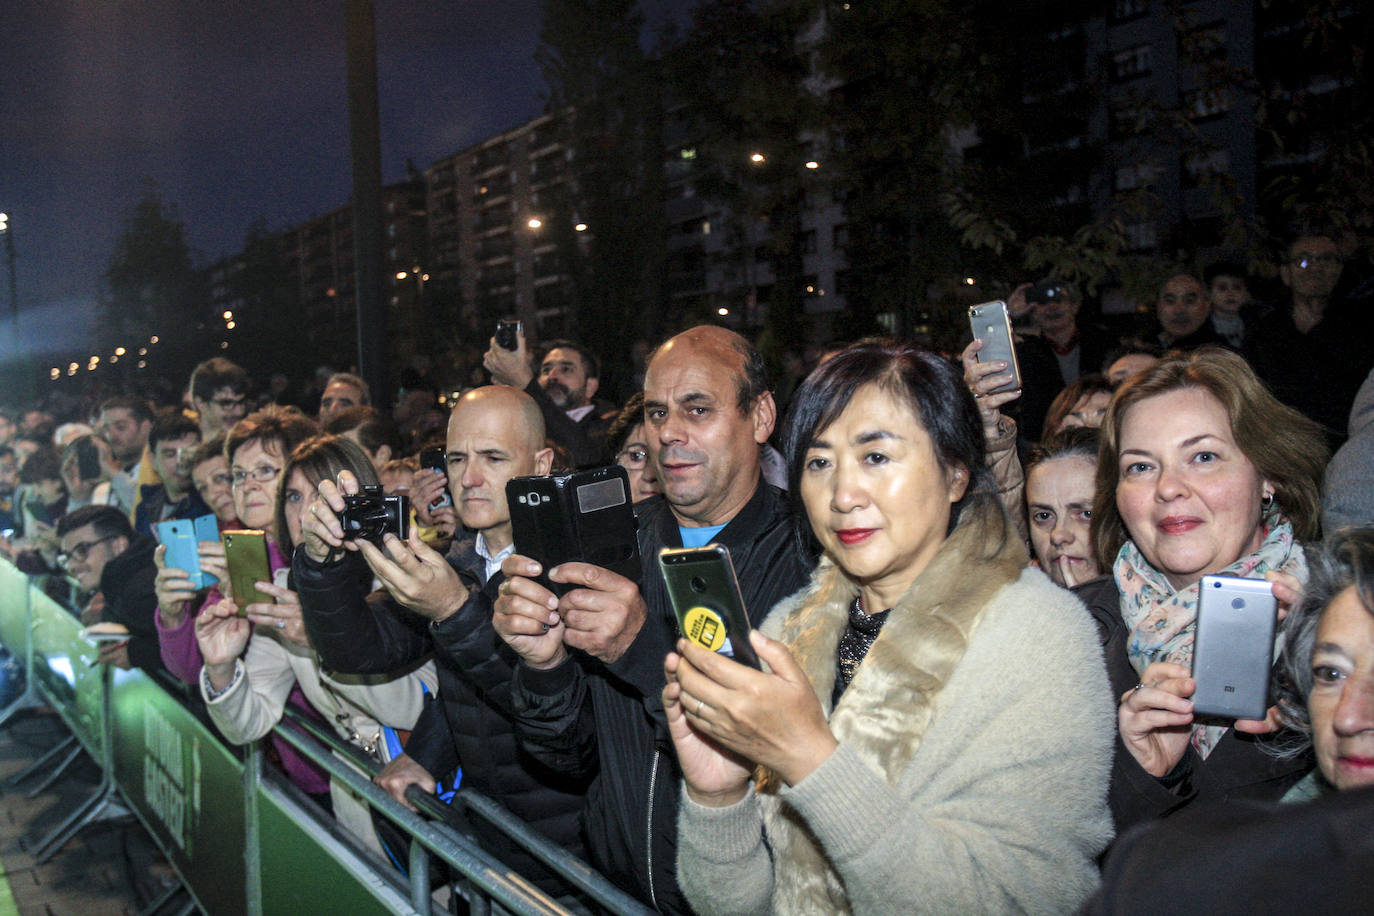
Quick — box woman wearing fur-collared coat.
[664,343,1115,915]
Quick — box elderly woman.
[665,342,1115,915]
[1272,527,1374,800]
[1078,346,1328,834]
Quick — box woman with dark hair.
[666,342,1114,914]
[1025,427,1103,587]
[607,392,661,504]
[1272,527,1374,800]
[1081,346,1328,835]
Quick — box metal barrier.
[0,559,655,915]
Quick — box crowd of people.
[1,223,1372,913]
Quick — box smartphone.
[76,438,103,479]
[659,545,759,668]
[418,446,453,511]
[222,529,272,615]
[968,300,1022,394]
[495,318,522,351]
[156,513,220,589]
[507,466,641,597]
[1191,575,1278,720]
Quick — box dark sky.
[0,0,576,364]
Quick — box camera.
[1026,278,1072,305]
[339,486,410,542]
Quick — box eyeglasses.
[231,465,281,487]
[1290,254,1341,269]
[210,396,248,410]
[617,447,649,469]
[57,535,117,568]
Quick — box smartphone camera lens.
[1231,597,1246,610]
[690,576,707,593]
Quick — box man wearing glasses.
[188,357,252,440]
[56,505,163,673]
[1250,229,1373,447]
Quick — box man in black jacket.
[494,326,812,914]
[292,385,590,899]
[483,331,616,468]
[57,505,163,673]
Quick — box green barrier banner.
[256,783,413,916]
[28,585,104,759]
[0,561,27,655]
[110,670,248,916]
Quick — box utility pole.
[0,212,29,403]
[345,0,390,408]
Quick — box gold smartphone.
[222,529,271,615]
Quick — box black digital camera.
[339,486,410,542]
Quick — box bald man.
[292,386,589,901]
[492,326,811,913]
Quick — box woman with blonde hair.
[1079,346,1328,834]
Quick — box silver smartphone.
[968,300,1022,394]
[658,544,760,669]
[1191,575,1278,720]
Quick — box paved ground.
[0,708,190,916]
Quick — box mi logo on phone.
[1223,685,1236,693]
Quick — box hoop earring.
[1261,492,1274,511]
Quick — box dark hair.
[225,405,320,466]
[781,341,998,557]
[148,407,201,451]
[730,334,771,415]
[1025,426,1100,476]
[19,447,61,485]
[275,434,379,555]
[1042,373,1114,437]
[98,394,154,425]
[324,405,402,457]
[57,504,133,541]
[187,434,227,471]
[541,340,600,380]
[189,357,250,401]
[606,393,646,457]
[1203,260,1248,287]
[1092,347,1328,569]
[1273,527,1374,757]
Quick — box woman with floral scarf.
[1077,346,1328,837]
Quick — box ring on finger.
[695,698,705,716]
[276,620,286,630]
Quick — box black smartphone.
[507,466,640,597]
[1192,575,1278,721]
[76,438,103,479]
[968,300,1022,394]
[495,318,522,351]
[418,446,453,511]
[658,544,759,668]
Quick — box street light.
[527,217,543,230]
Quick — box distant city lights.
[717,307,730,316]
[527,217,543,229]
[749,152,765,164]
[805,160,819,170]
[574,223,588,232]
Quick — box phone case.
[658,544,759,668]
[222,529,272,613]
[157,517,218,589]
[419,447,453,510]
[1192,575,1278,720]
[968,300,1022,394]
[507,466,640,596]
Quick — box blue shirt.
[678,523,726,548]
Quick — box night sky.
[0,0,575,366]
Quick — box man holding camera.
[483,328,616,467]
[292,385,590,900]
[491,325,811,914]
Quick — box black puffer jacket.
[99,533,165,674]
[1074,576,1312,843]
[508,481,811,914]
[292,539,589,896]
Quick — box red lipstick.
[835,528,876,545]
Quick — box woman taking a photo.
[666,342,1115,915]
[1080,346,1327,832]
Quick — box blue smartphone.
[156,514,220,589]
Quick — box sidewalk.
[0,708,182,916]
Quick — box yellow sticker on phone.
[683,605,727,652]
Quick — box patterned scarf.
[1114,517,1306,759]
